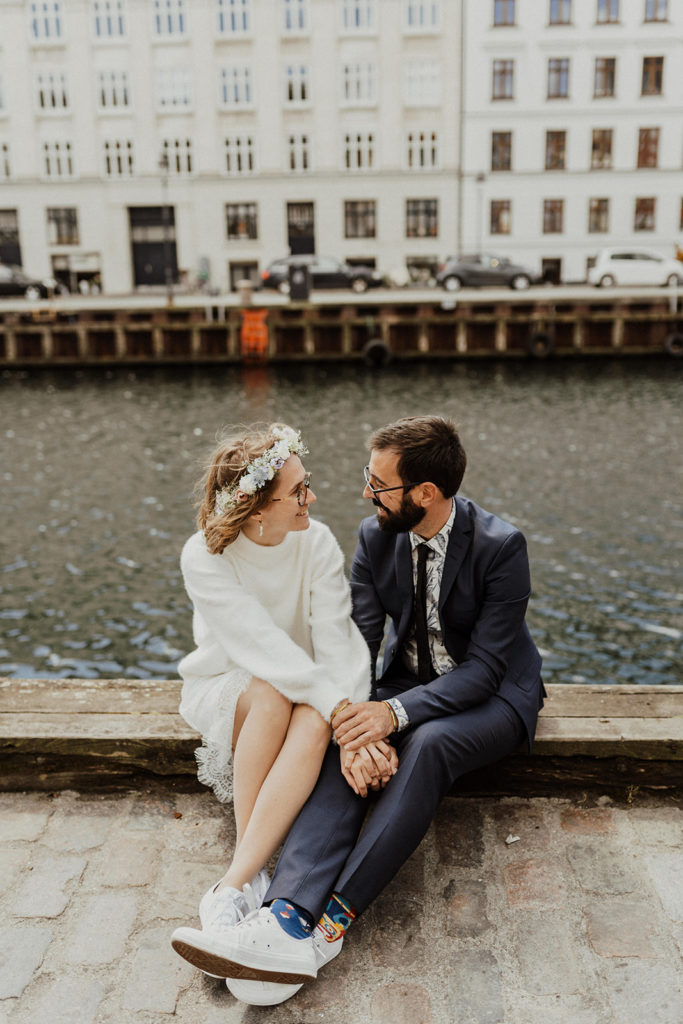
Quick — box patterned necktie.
[415,544,433,684]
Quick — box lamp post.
[475,173,486,255]
[158,151,173,305]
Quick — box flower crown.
[214,426,309,515]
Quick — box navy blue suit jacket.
[349,496,544,749]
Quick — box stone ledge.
[1,678,681,796]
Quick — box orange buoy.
[240,309,269,363]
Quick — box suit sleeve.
[349,523,387,698]
[397,530,531,725]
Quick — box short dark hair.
[368,416,466,498]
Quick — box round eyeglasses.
[270,472,312,508]
[363,465,422,496]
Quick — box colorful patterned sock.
[317,892,357,942]
[269,899,314,940]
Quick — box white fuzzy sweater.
[178,518,371,740]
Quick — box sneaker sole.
[171,936,315,984]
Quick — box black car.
[0,264,58,300]
[260,255,382,294]
[436,254,538,291]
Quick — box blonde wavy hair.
[197,422,297,554]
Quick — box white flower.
[239,473,258,495]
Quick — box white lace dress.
[177,519,371,803]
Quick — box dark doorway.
[287,202,315,255]
[541,257,562,285]
[128,206,177,288]
[0,209,22,267]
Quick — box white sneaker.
[179,906,317,984]
[226,926,343,1005]
[242,868,271,914]
[172,883,248,978]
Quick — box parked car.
[436,253,539,291]
[587,248,683,288]
[260,255,383,294]
[0,264,60,300]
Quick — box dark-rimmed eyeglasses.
[270,472,312,507]
[363,465,422,496]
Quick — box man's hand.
[339,740,399,797]
[334,700,394,750]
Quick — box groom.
[217,415,544,1002]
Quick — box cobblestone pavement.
[0,786,681,1024]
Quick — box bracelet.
[330,699,350,723]
[383,701,399,732]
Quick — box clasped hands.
[334,700,398,798]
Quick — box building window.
[634,197,655,231]
[224,135,255,174]
[343,131,375,171]
[406,198,438,238]
[644,0,667,21]
[597,0,619,22]
[287,132,310,172]
[218,0,250,33]
[103,139,133,177]
[92,0,126,38]
[226,202,258,239]
[637,127,659,168]
[403,60,441,106]
[36,71,69,111]
[341,62,376,105]
[282,0,308,32]
[548,58,569,98]
[43,141,73,178]
[588,198,609,232]
[491,131,512,171]
[97,70,130,109]
[406,131,438,170]
[493,0,515,26]
[543,199,564,233]
[492,59,514,100]
[47,207,78,244]
[591,128,613,168]
[594,58,615,98]
[153,0,186,36]
[549,0,571,24]
[0,210,20,264]
[344,199,376,238]
[490,199,511,234]
[0,144,10,180]
[341,0,376,32]
[162,137,193,174]
[29,1,63,40]
[156,69,192,110]
[545,130,566,170]
[219,66,252,107]
[285,65,309,104]
[641,56,663,96]
[404,0,440,31]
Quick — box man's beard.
[375,493,426,534]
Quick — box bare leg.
[219,702,331,892]
[231,678,294,849]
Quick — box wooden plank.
[538,684,683,719]
[0,677,181,714]
[0,712,195,740]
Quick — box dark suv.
[261,255,382,294]
[436,254,539,291]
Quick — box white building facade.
[0,0,681,292]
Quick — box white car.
[588,248,683,288]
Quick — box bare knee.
[238,677,293,730]
[289,704,332,753]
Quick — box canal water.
[1,359,681,687]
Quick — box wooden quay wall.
[1,679,681,799]
[1,290,682,366]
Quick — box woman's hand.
[333,700,394,750]
[339,739,399,796]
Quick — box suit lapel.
[438,497,473,612]
[394,532,414,641]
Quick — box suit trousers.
[267,686,525,920]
